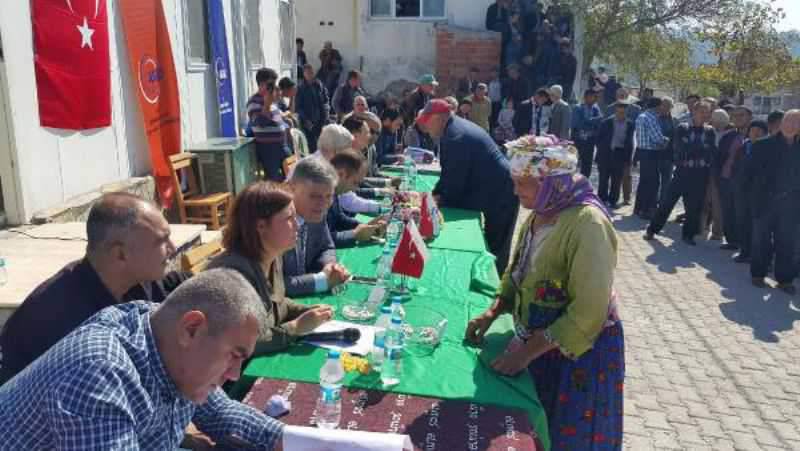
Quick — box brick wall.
[434,24,502,99]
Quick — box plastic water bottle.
[386,216,403,249]
[0,257,7,286]
[408,161,418,191]
[390,295,405,319]
[317,350,344,429]
[381,316,405,387]
[376,248,393,285]
[371,306,392,370]
[403,158,414,191]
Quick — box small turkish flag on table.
[32,0,110,130]
[391,220,429,278]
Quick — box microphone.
[302,328,362,344]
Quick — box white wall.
[295,0,496,93]
[0,0,289,223]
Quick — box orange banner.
[118,0,181,208]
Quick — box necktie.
[296,223,307,272]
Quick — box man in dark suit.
[746,110,800,293]
[419,99,519,273]
[596,102,635,208]
[296,64,330,153]
[326,150,385,248]
[283,156,350,297]
[513,88,552,138]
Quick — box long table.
[234,179,551,450]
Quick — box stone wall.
[434,24,502,99]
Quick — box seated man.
[283,156,350,296]
[0,269,285,450]
[327,150,385,248]
[0,192,187,385]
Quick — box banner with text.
[206,0,236,137]
[119,0,181,207]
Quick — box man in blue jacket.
[420,99,519,273]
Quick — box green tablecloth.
[237,205,551,449]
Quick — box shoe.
[682,237,696,246]
[752,277,768,288]
[643,232,655,241]
[720,243,739,251]
[733,253,750,263]
[777,284,796,296]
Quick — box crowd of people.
[2,14,799,449]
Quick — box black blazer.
[746,133,800,218]
[596,116,635,163]
[513,100,535,138]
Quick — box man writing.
[0,269,285,450]
[283,156,350,297]
[419,99,518,273]
[327,150,386,248]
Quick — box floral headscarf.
[506,135,610,219]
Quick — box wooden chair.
[181,240,223,274]
[169,153,232,230]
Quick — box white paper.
[283,425,413,451]
[304,320,376,356]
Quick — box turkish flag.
[391,220,429,279]
[32,0,110,130]
[419,193,434,239]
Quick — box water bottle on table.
[371,306,392,370]
[317,350,344,429]
[381,316,405,387]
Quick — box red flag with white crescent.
[32,0,110,130]
[391,220,429,279]
[419,193,434,239]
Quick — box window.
[370,0,445,19]
[184,0,210,70]
[243,0,263,68]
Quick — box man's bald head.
[86,193,157,253]
[780,109,800,140]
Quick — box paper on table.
[283,425,413,451]
[304,320,376,356]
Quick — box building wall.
[0,0,290,224]
[296,0,495,94]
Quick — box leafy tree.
[606,30,693,93]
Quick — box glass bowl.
[400,306,448,355]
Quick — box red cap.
[417,99,452,126]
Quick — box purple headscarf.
[531,173,610,219]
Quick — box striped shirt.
[0,302,283,450]
[635,110,669,150]
[247,94,289,148]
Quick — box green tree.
[607,30,693,93]
[561,0,737,73]
[695,0,800,97]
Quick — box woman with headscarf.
[465,139,624,449]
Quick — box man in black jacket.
[296,64,330,152]
[0,193,187,385]
[596,102,635,208]
[746,110,800,293]
[513,88,552,138]
[331,70,366,121]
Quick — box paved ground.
[606,205,800,450]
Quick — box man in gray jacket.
[548,85,572,140]
[283,157,350,296]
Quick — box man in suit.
[513,88,552,138]
[283,157,350,297]
[746,110,800,293]
[596,102,635,208]
[296,64,330,153]
[419,99,519,273]
[548,85,572,140]
[326,150,385,248]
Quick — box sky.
[773,0,800,31]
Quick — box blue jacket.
[571,103,602,141]
[326,194,360,247]
[433,116,517,216]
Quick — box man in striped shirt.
[634,97,671,219]
[248,68,292,181]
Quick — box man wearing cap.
[467,83,493,132]
[418,99,519,273]
[403,74,438,126]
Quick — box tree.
[694,1,800,97]
[561,0,737,73]
[607,30,693,93]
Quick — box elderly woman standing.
[466,141,624,449]
[207,182,333,355]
